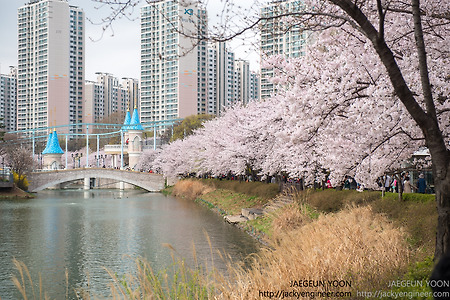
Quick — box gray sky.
[0,0,261,81]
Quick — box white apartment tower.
[207,43,260,115]
[260,0,308,99]
[84,80,104,123]
[140,0,208,128]
[0,67,18,131]
[122,77,140,111]
[250,72,260,102]
[17,0,85,134]
[84,74,139,123]
[207,42,237,115]
[235,59,250,105]
[95,72,119,117]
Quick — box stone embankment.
[224,193,293,224]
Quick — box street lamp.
[38,153,43,169]
[71,153,77,169]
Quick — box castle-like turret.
[127,107,144,170]
[42,130,64,170]
[122,108,132,142]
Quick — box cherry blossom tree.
[99,0,449,258]
[135,149,161,172]
[272,0,450,259]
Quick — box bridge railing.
[104,144,128,154]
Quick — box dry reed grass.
[105,240,217,300]
[217,206,411,299]
[271,204,313,242]
[11,258,69,300]
[171,180,214,202]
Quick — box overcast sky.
[0,0,261,81]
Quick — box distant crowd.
[161,170,432,194]
[379,172,428,194]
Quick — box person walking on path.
[384,175,391,192]
[403,176,415,193]
[417,173,427,194]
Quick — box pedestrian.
[349,177,357,190]
[403,176,414,193]
[391,178,398,193]
[384,175,391,192]
[344,176,350,190]
[417,173,426,194]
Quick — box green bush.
[294,189,380,212]
[387,257,434,299]
[13,172,29,191]
[371,195,437,252]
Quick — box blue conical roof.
[129,107,144,130]
[42,132,53,153]
[42,130,64,154]
[122,110,131,131]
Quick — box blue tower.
[42,130,64,169]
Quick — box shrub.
[294,189,380,212]
[13,172,29,191]
[371,195,437,254]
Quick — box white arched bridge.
[28,168,165,193]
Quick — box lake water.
[0,189,258,299]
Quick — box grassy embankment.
[166,179,437,298]
[0,185,34,200]
[170,178,278,215]
[13,178,437,299]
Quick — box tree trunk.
[397,174,403,201]
[331,0,450,260]
[410,0,450,261]
[430,145,450,260]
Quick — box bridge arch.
[28,169,165,193]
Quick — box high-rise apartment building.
[260,0,308,99]
[140,0,208,128]
[207,43,260,115]
[84,73,139,123]
[95,73,118,118]
[122,77,140,111]
[84,80,104,124]
[206,46,216,115]
[235,59,250,105]
[0,67,18,131]
[207,42,237,115]
[17,0,85,134]
[250,72,260,102]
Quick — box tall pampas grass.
[11,258,69,300]
[217,206,410,299]
[171,180,214,202]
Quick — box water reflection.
[0,189,258,299]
